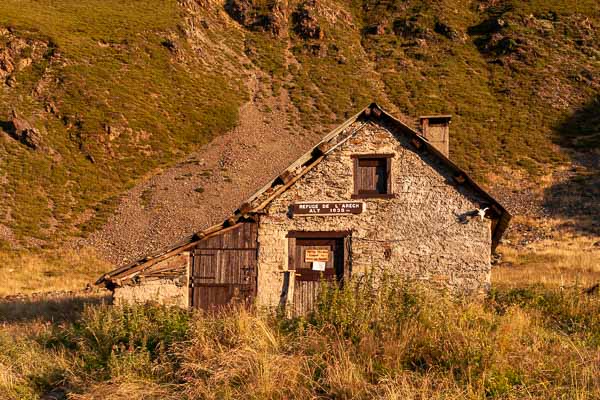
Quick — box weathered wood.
[453,174,466,184]
[251,155,325,212]
[109,223,239,283]
[386,157,392,194]
[353,156,359,195]
[238,202,253,215]
[287,231,351,238]
[278,170,295,184]
[351,153,394,158]
[288,237,296,271]
[189,223,258,311]
[225,216,238,227]
[314,141,332,156]
[354,156,389,195]
[291,237,346,315]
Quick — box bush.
[48,303,191,380]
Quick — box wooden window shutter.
[353,158,359,195]
[386,157,392,195]
[352,154,394,198]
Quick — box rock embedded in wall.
[114,278,188,308]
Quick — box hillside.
[0,0,598,256]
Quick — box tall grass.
[1,275,598,399]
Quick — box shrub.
[48,303,191,380]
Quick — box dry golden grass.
[0,279,599,399]
[0,248,110,296]
[0,212,598,399]
[0,313,80,400]
[494,223,600,289]
[68,381,180,400]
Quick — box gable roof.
[97,103,511,286]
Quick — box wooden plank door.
[190,249,257,311]
[292,238,344,315]
[189,223,257,311]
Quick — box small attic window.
[351,154,393,198]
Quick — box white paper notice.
[312,261,326,271]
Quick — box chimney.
[419,115,451,157]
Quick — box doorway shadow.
[543,96,600,235]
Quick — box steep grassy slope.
[0,0,598,249]
[0,0,247,246]
[352,0,599,171]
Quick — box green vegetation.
[349,0,599,173]
[0,0,598,247]
[1,277,599,399]
[0,0,246,244]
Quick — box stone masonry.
[256,120,491,308]
[113,278,188,308]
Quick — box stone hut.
[96,103,510,313]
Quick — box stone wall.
[256,120,491,308]
[114,277,188,308]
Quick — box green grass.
[0,0,246,243]
[349,0,599,178]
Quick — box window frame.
[351,154,394,199]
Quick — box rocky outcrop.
[292,0,323,40]
[0,27,51,87]
[2,110,44,150]
[364,20,387,36]
[434,21,462,41]
[393,15,430,39]
[225,0,287,36]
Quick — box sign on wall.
[312,261,326,271]
[305,248,330,263]
[292,201,364,216]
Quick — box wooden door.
[189,223,257,311]
[292,238,345,315]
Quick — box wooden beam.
[315,141,332,155]
[107,222,243,282]
[278,170,295,184]
[239,202,253,214]
[250,155,325,212]
[226,216,238,226]
[286,230,351,238]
